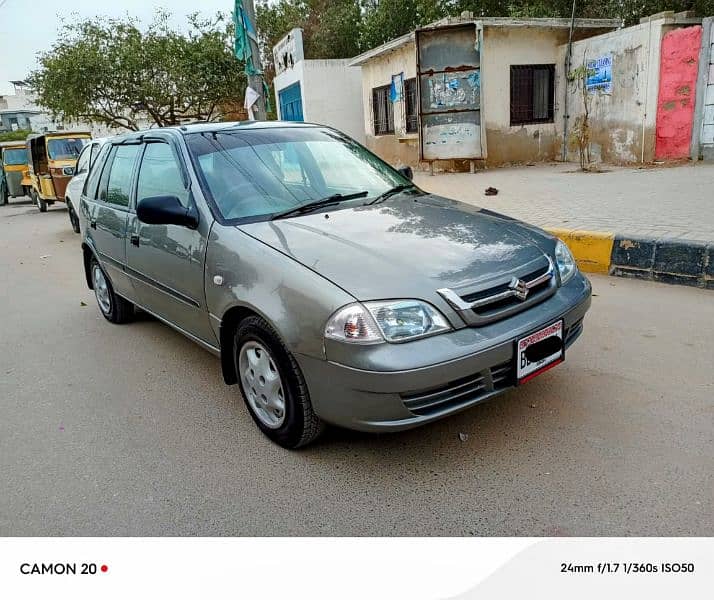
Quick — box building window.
[510,64,555,125]
[404,78,418,133]
[372,85,394,135]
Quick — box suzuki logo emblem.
[509,277,529,301]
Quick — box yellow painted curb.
[546,228,615,274]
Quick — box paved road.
[415,162,714,242]
[1,199,712,536]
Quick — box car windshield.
[186,127,411,221]
[3,148,27,165]
[47,137,89,160]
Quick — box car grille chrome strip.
[436,257,557,326]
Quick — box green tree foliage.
[259,0,714,60]
[29,11,245,131]
[0,129,32,142]
[256,0,362,72]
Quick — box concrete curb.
[545,228,714,289]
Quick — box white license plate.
[516,320,564,383]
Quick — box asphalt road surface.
[1,199,712,536]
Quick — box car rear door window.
[83,143,111,199]
[136,142,190,208]
[75,145,91,175]
[104,145,140,208]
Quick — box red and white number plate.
[516,320,564,383]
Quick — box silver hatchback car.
[80,122,591,448]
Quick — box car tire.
[234,315,325,449]
[90,256,133,324]
[67,200,80,233]
[33,190,47,212]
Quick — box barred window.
[510,64,555,126]
[372,85,394,135]
[404,78,418,133]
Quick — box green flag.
[233,0,260,75]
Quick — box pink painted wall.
[655,25,702,160]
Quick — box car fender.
[206,224,357,382]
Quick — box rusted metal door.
[416,23,483,161]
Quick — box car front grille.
[400,359,514,417]
[462,263,552,314]
[437,257,557,327]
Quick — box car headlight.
[325,300,452,344]
[555,239,577,283]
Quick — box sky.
[0,0,234,95]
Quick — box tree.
[567,63,599,170]
[360,0,446,50]
[28,11,246,131]
[256,0,362,79]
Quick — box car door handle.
[130,233,140,247]
[90,219,96,229]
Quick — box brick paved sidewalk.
[414,162,714,243]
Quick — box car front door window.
[105,145,140,208]
[136,142,190,208]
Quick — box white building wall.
[358,42,419,166]
[273,60,306,119]
[698,18,714,158]
[481,27,569,164]
[273,59,364,143]
[302,60,364,143]
[555,18,669,164]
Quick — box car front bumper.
[297,273,592,432]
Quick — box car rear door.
[125,138,216,346]
[85,141,141,301]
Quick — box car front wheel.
[90,257,133,323]
[234,315,324,449]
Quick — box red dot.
[100,565,108,573]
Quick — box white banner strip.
[0,537,711,599]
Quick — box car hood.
[238,194,554,301]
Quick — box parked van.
[27,131,91,212]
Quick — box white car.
[65,138,109,233]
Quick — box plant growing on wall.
[567,63,599,171]
[0,129,32,142]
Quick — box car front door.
[86,142,140,301]
[126,139,216,346]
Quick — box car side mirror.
[136,195,198,229]
[397,166,413,181]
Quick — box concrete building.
[349,15,620,169]
[0,81,54,132]
[272,28,365,143]
[557,11,704,164]
[693,16,714,161]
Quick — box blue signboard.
[586,54,613,94]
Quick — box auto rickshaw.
[0,140,31,205]
[27,131,91,212]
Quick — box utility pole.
[242,0,267,120]
[562,0,576,161]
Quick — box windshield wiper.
[271,191,368,220]
[365,184,415,205]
